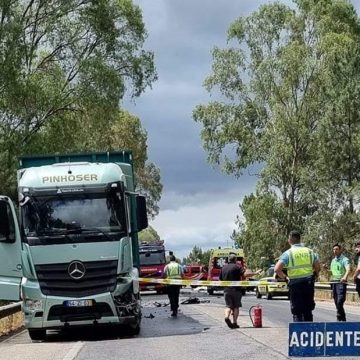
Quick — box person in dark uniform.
[219,254,244,328]
[274,230,320,322]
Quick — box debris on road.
[181,297,210,304]
[153,301,169,307]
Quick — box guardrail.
[315,283,356,292]
[314,282,360,304]
[0,302,22,320]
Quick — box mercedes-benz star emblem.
[68,261,86,280]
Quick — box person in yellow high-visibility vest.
[163,255,184,317]
[275,230,320,322]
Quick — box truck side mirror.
[136,195,148,232]
[0,200,16,243]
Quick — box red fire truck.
[139,241,167,293]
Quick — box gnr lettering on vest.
[293,252,310,259]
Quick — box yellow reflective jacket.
[287,247,314,280]
[165,261,182,279]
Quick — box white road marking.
[62,341,84,360]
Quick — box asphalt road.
[1,288,360,360]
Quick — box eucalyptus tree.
[299,0,360,257]
[193,0,360,264]
[183,246,211,267]
[138,226,161,243]
[315,18,360,213]
[232,187,288,268]
[0,0,157,196]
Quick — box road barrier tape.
[138,278,355,288]
[138,277,260,287]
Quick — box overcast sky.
[125,0,360,261]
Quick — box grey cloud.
[139,0,271,39]
[127,86,259,195]
[137,0,272,84]
[159,184,255,212]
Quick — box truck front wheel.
[28,328,46,341]
[127,323,140,335]
[126,315,141,336]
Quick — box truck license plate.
[64,299,94,307]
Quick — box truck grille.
[35,260,118,298]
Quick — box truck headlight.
[24,299,43,311]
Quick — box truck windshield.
[21,193,126,237]
[139,251,166,266]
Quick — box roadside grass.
[0,312,24,336]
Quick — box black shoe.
[171,311,177,317]
[225,318,233,329]
[232,323,240,328]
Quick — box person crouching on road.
[329,243,351,321]
[275,230,320,322]
[163,255,184,317]
[219,254,244,329]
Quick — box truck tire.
[126,313,141,336]
[127,323,140,336]
[28,329,46,341]
[207,288,214,295]
[266,289,272,300]
[256,289,262,299]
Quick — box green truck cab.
[0,151,148,340]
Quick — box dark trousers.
[331,282,347,321]
[356,279,360,298]
[167,285,181,313]
[289,278,315,322]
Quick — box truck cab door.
[0,196,22,300]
